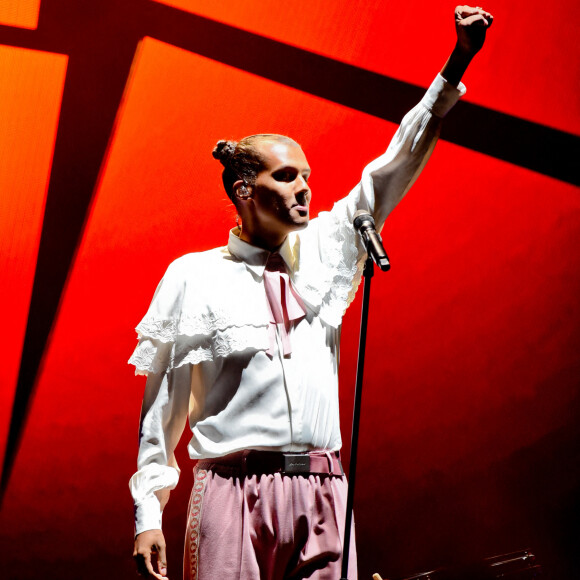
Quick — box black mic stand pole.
[340,254,378,580]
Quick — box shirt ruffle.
[291,202,365,329]
[129,325,270,375]
[129,250,275,375]
[129,209,366,375]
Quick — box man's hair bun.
[212,140,237,167]
[212,134,297,203]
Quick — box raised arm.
[293,7,494,326]
[365,4,493,228]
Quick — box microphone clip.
[353,210,390,272]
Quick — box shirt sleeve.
[129,364,191,535]
[128,262,192,535]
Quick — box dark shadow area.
[356,387,580,580]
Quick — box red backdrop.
[1,1,579,579]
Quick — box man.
[131,6,493,579]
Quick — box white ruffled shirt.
[129,74,465,534]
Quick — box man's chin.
[291,217,309,231]
[292,207,310,223]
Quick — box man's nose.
[296,186,310,204]
[296,175,310,194]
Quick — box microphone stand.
[340,254,387,579]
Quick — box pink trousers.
[183,461,357,579]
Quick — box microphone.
[353,210,390,271]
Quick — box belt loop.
[324,451,333,474]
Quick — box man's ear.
[233,180,252,200]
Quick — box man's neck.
[239,228,286,252]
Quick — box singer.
[131,6,493,579]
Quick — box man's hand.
[441,5,494,87]
[133,529,168,579]
[454,5,494,57]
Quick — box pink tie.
[263,253,306,356]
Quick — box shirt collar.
[228,228,294,277]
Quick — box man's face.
[248,140,312,243]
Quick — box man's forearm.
[441,46,474,87]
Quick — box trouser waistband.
[197,450,344,477]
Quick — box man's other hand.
[134,529,169,579]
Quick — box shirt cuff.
[134,495,163,536]
[420,73,466,118]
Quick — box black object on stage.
[341,211,391,579]
[393,549,543,580]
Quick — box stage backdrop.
[1,1,579,578]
